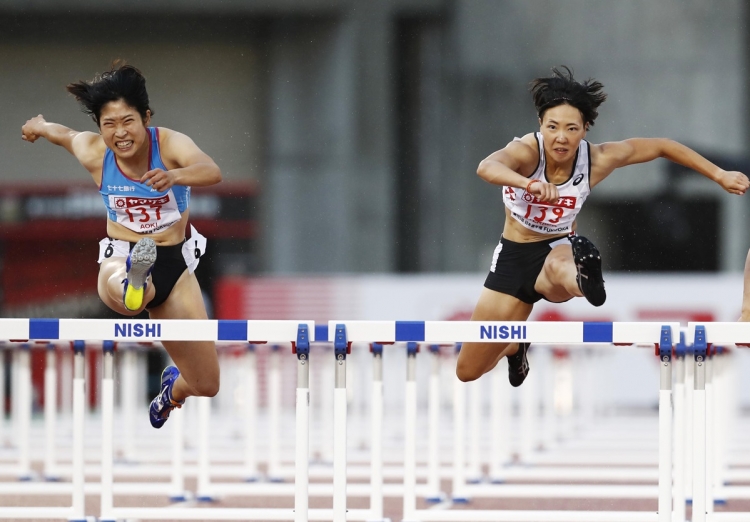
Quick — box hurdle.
[325,320,679,522]
[687,322,750,522]
[0,318,371,522]
[1,318,739,521]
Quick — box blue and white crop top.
[99,127,190,234]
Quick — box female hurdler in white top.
[458,65,749,388]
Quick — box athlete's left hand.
[718,170,750,195]
[141,168,175,192]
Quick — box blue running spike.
[149,366,183,429]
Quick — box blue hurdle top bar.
[325,321,680,344]
[0,319,314,342]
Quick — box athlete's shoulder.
[509,132,539,150]
[72,131,105,151]
[502,132,539,165]
[71,131,106,168]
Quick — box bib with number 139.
[502,132,591,235]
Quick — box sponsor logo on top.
[112,195,169,208]
[479,324,527,340]
[521,193,577,208]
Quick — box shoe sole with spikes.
[570,235,606,307]
[123,237,157,311]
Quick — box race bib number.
[520,194,577,225]
[109,194,181,233]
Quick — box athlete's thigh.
[149,271,219,387]
[535,244,577,303]
[97,258,128,311]
[457,287,533,376]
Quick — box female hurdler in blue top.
[21,63,222,428]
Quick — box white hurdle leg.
[452,345,468,503]
[713,349,729,505]
[468,378,482,482]
[295,338,310,522]
[121,347,137,462]
[44,344,59,481]
[673,350,686,522]
[370,344,385,519]
[685,351,694,504]
[100,342,116,522]
[196,396,214,501]
[519,350,537,463]
[489,367,510,483]
[692,333,707,522]
[426,345,444,501]
[268,346,283,480]
[403,342,419,522]
[169,400,187,501]
[244,344,259,481]
[332,331,348,522]
[71,341,86,521]
[657,337,673,522]
[540,347,556,451]
[17,344,32,480]
[705,352,714,515]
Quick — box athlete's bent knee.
[193,379,220,398]
[455,362,482,383]
[544,254,568,280]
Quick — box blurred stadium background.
[1,0,748,405]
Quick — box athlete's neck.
[544,154,576,184]
[115,141,151,180]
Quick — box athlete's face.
[98,99,151,160]
[539,103,587,164]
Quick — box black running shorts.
[484,235,572,304]
[128,241,188,310]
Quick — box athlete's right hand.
[529,180,560,204]
[21,115,46,143]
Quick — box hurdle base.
[425,492,447,503]
[451,496,470,503]
[196,494,217,502]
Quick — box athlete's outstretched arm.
[477,136,559,203]
[594,138,750,194]
[21,114,98,157]
[142,129,222,192]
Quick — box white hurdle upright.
[326,320,679,522]
[687,322,750,522]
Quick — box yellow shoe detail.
[124,284,144,311]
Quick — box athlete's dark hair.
[66,62,153,126]
[529,66,606,127]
